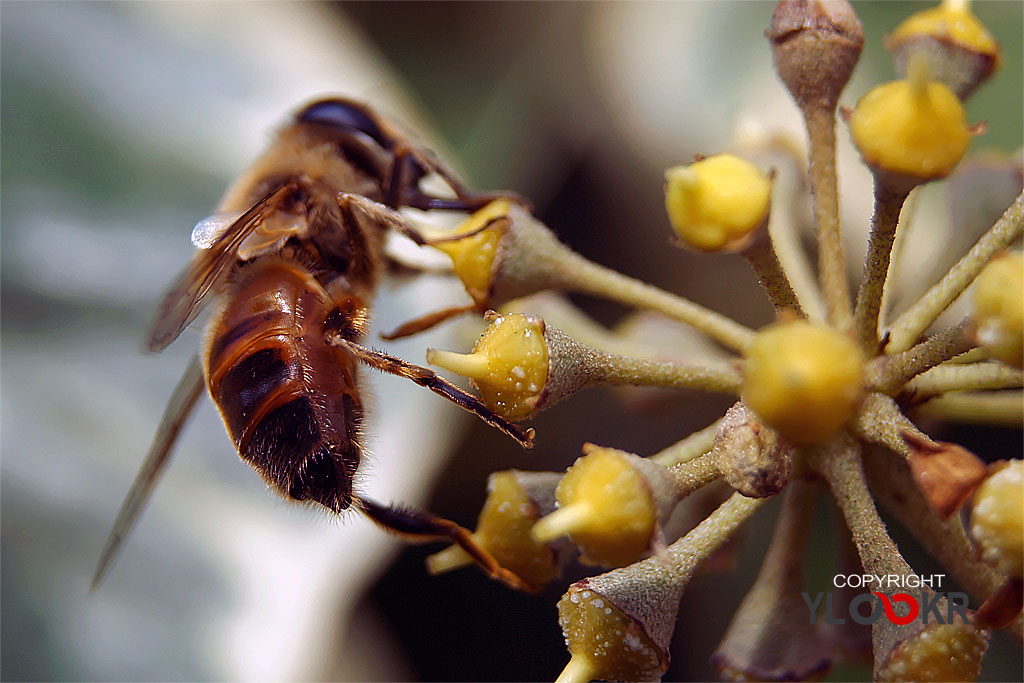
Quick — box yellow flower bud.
[430,199,512,304]
[533,447,656,567]
[878,622,989,682]
[426,470,567,589]
[972,251,1024,368]
[969,460,1024,577]
[891,3,998,59]
[887,1,1001,99]
[664,155,771,252]
[556,583,666,683]
[427,313,548,421]
[742,320,866,444]
[849,55,970,183]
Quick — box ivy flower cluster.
[402,1,1022,680]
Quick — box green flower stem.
[668,453,722,497]
[500,294,727,366]
[886,189,1024,354]
[854,181,912,351]
[590,353,742,395]
[904,362,1024,397]
[552,249,755,353]
[767,163,827,322]
[579,492,765,595]
[852,392,927,459]
[651,491,766,578]
[649,418,721,467]
[741,235,803,314]
[863,447,1024,641]
[945,347,989,364]
[813,435,912,577]
[743,477,816,592]
[490,208,754,353]
[868,319,975,393]
[877,187,920,329]
[803,105,852,329]
[916,391,1024,427]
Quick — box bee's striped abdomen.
[204,259,363,512]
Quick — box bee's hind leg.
[356,496,535,592]
[326,336,535,449]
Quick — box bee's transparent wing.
[91,355,205,590]
[145,182,295,351]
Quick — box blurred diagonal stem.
[886,189,1024,353]
[804,106,852,328]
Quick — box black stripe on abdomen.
[207,316,265,365]
[216,348,300,440]
[240,397,357,512]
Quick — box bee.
[92,97,535,592]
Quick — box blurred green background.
[2,2,1020,681]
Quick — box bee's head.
[295,97,391,150]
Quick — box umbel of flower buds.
[886,1,1001,100]
[768,0,864,113]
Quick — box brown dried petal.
[903,433,988,518]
